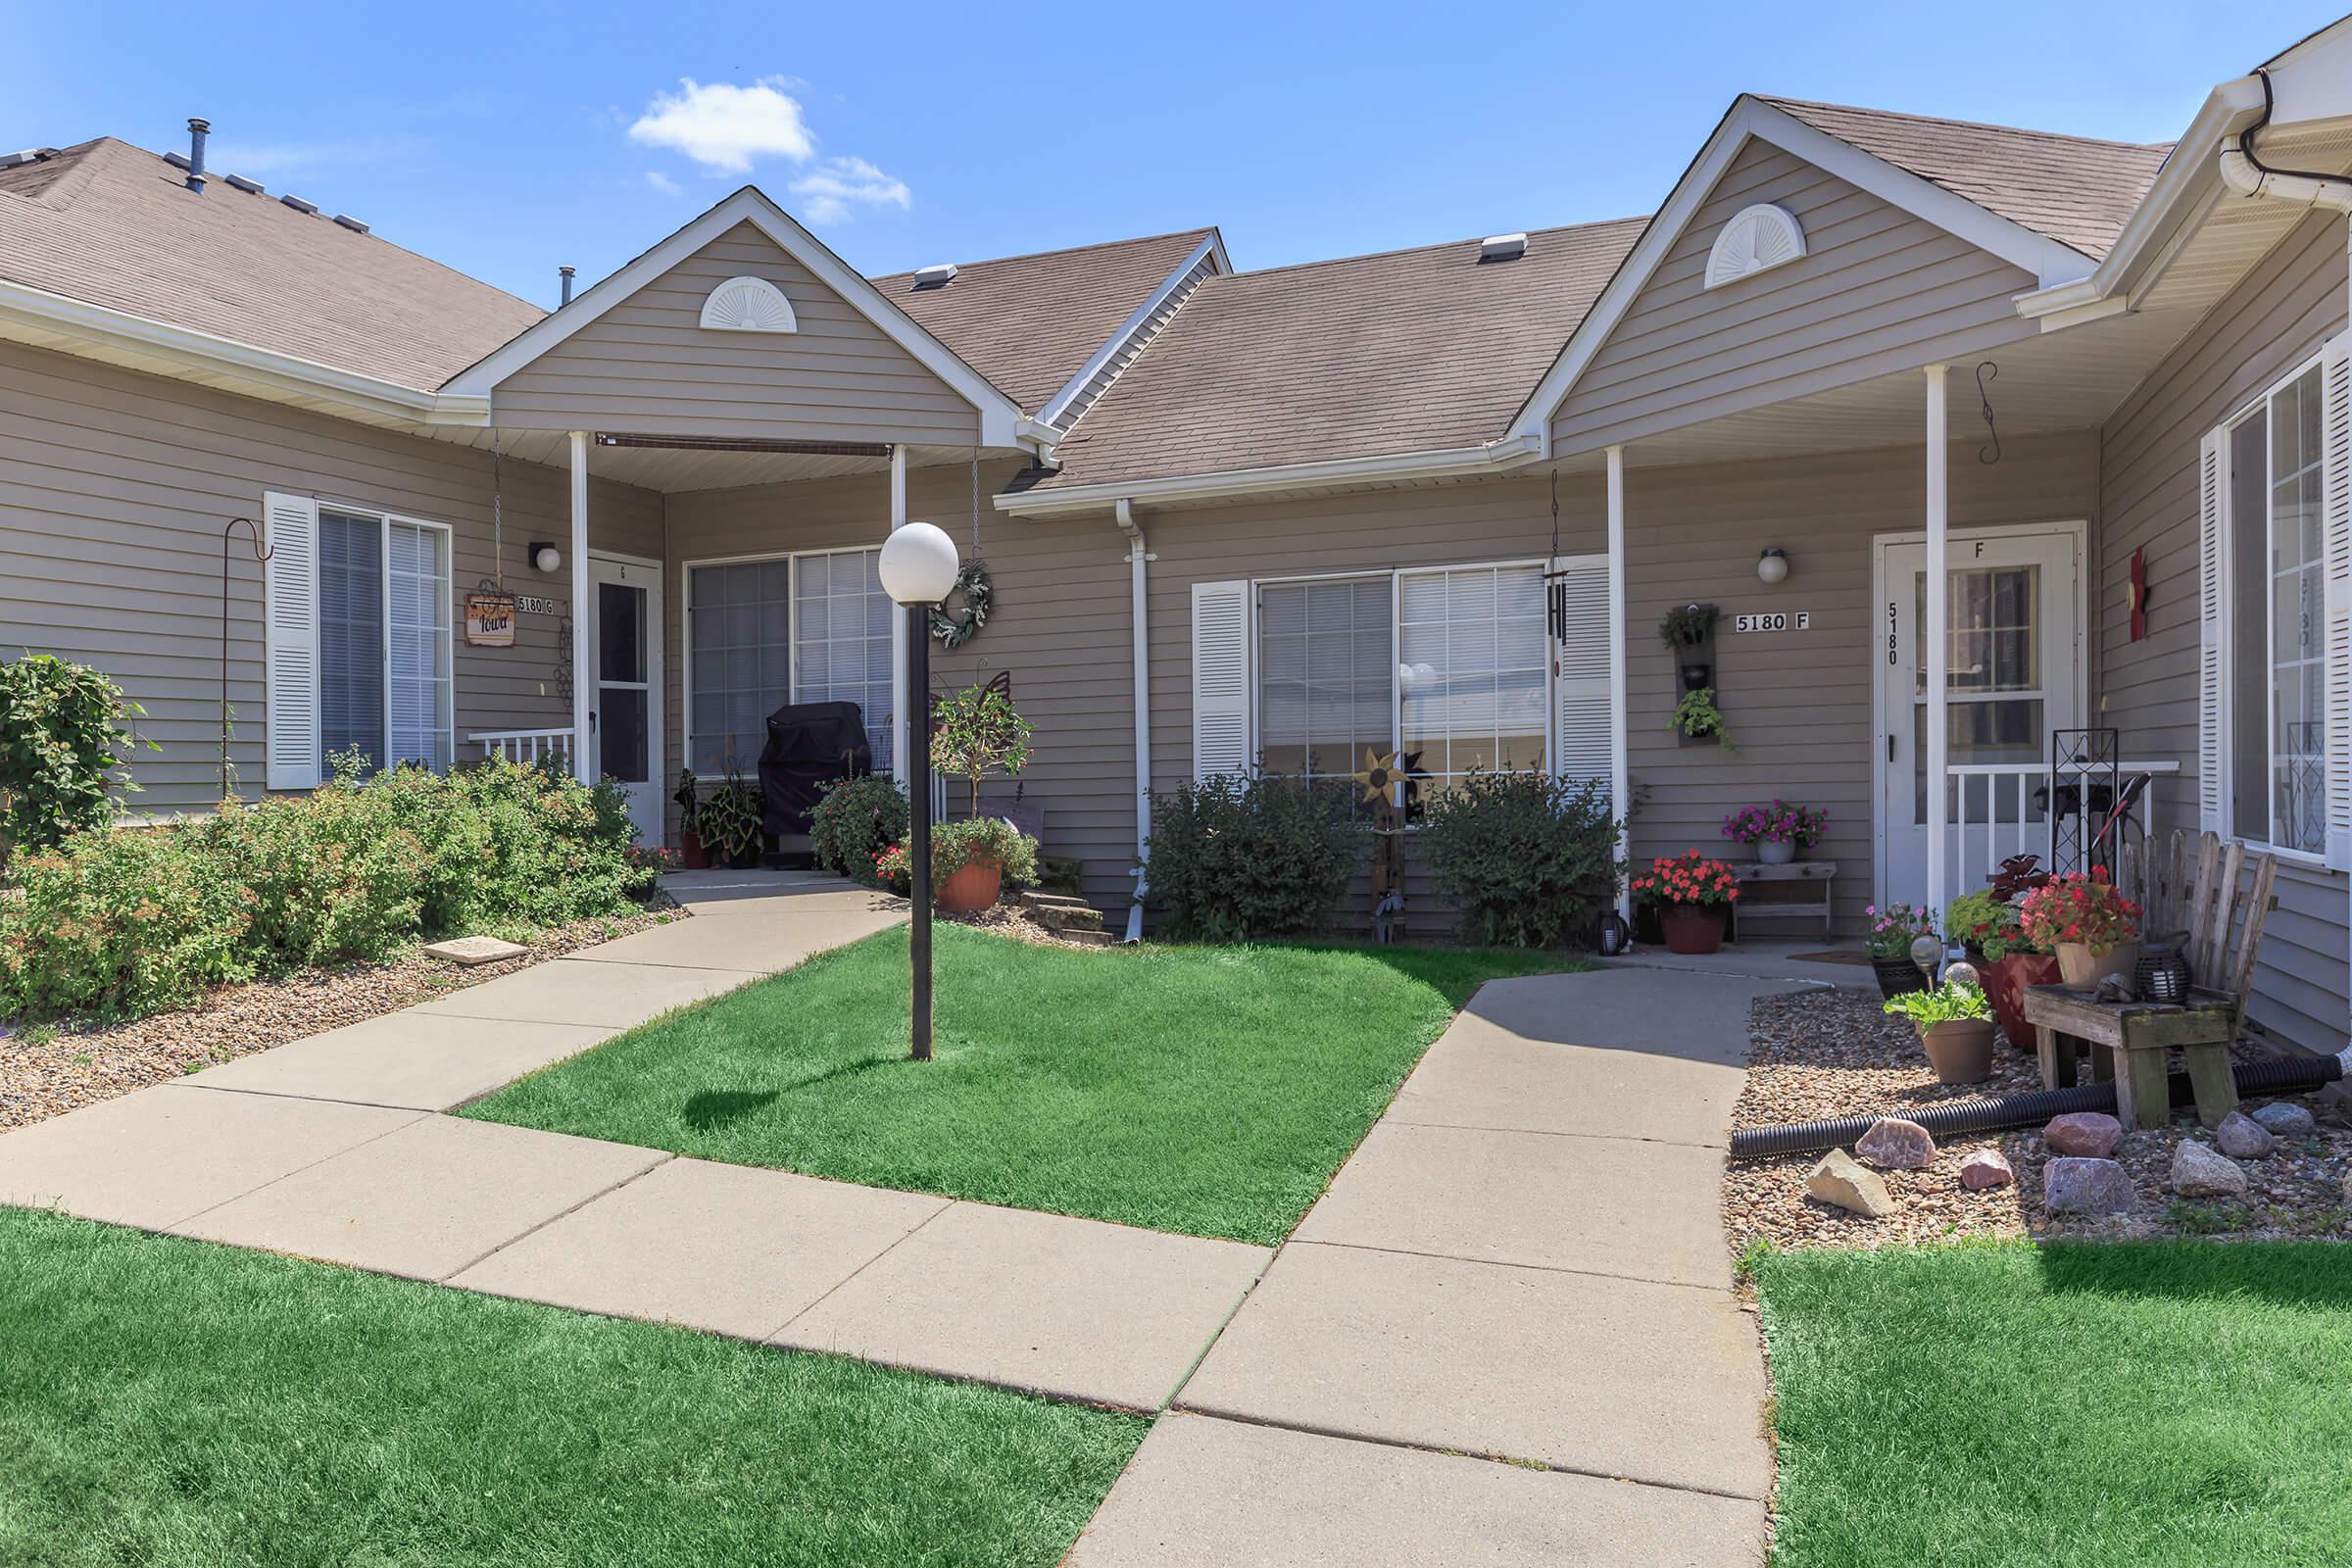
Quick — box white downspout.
[1116,498,1152,943]
[1604,446,1631,918]
[567,430,592,785]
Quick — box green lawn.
[1755,1240,2352,1568]
[0,1208,1142,1568]
[465,927,1577,1245]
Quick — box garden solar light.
[1911,934,1942,982]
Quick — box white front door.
[588,554,664,843]
[1875,525,2082,912]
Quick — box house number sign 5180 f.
[1734,612,1809,633]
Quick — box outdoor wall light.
[1756,547,1789,585]
[530,542,562,573]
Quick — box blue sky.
[3,0,2340,308]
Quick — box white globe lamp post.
[878,522,959,1061]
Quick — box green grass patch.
[0,1208,1142,1567]
[465,927,1577,1245]
[1755,1240,2352,1567]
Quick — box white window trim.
[318,503,455,782]
[2214,348,2333,868]
[679,544,895,780]
[1243,556,1560,793]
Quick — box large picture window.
[1258,576,1393,791]
[684,546,896,780]
[318,508,450,774]
[2225,362,2327,857]
[796,548,896,771]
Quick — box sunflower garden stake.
[1354,748,1409,943]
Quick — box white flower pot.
[1757,839,1795,865]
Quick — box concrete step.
[1021,892,1105,930]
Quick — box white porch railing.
[468,727,575,765]
[1947,758,2180,894]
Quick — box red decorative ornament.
[2128,547,2149,642]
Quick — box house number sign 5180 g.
[1734,612,1809,633]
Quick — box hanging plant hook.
[1975,360,2001,466]
[220,515,271,800]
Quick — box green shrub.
[1146,773,1356,942]
[1418,770,1621,948]
[0,653,150,871]
[0,755,651,1023]
[809,774,909,886]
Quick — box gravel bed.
[1724,987,2352,1258]
[0,900,682,1133]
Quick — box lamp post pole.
[906,602,934,1062]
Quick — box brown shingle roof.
[1036,218,1647,488]
[871,227,1218,415]
[1760,97,2173,260]
[0,138,547,390]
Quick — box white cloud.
[789,156,910,225]
[643,170,682,197]
[627,77,814,173]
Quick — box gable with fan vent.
[1704,204,1805,289]
[700,275,798,333]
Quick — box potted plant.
[1671,687,1736,748]
[698,765,763,870]
[1883,978,1996,1085]
[671,767,708,868]
[1865,904,1938,1000]
[2018,868,2142,989]
[1722,800,1825,864]
[876,816,1039,911]
[930,682,1034,819]
[1630,850,1740,955]
[1944,889,2058,1053]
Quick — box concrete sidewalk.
[1068,965,1805,1567]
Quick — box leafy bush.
[930,683,1033,820]
[0,654,150,871]
[1418,771,1621,948]
[809,774,909,886]
[874,816,1038,899]
[0,755,652,1023]
[1146,773,1356,942]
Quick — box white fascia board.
[1509,97,2102,447]
[1035,233,1224,431]
[440,185,1028,449]
[0,276,489,425]
[993,433,1544,518]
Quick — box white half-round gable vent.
[699,275,799,333]
[1703,204,1806,290]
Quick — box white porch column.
[888,443,909,788]
[1924,366,1949,928]
[568,429,591,785]
[1606,444,1631,917]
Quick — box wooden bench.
[1728,860,1835,943]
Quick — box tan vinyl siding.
[0,337,662,814]
[493,223,982,447]
[1551,138,2039,455]
[2096,212,2350,1054]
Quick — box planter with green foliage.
[1146,772,1356,942]
[1672,687,1735,748]
[1419,770,1621,948]
[697,771,763,869]
[810,774,909,887]
[930,683,1033,821]
[1883,979,1995,1084]
[874,815,1038,908]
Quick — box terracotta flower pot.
[678,829,710,870]
[1920,1018,1996,1085]
[935,857,1004,913]
[1977,950,2061,1052]
[1659,904,1726,956]
[2056,940,2139,990]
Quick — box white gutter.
[2217,141,2352,213]
[0,276,490,425]
[997,432,1546,517]
[1114,498,1152,944]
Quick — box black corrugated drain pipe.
[1729,1054,2342,1161]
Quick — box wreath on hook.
[927,558,993,649]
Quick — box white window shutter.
[1549,555,1612,786]
[263,491,321,790]
[1191,579,1252,780]
[2321,332,2352,869]
[2197,428,2227,836]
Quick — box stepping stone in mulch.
[422,936,529,966]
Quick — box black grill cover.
[759,701,872,836]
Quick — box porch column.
[1924,366,1949,928]
[888,443,909,789]
[1606,444,1631,917]
[568,429,591,785]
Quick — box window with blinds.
[795,547,896,771]
[1258,576,1392,796]
[686,559,793,774]
[315,508,449,775]
[1398,563,1548,802]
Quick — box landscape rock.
[1855,1117,1938,1171]
[2215,1110,2277,1160]
[2043,1111,2124,1157]
[2043,1156,2134,1215]
[2250,1102,2317,1141]
[2171,1140,2249,1199]
[1806,1150,1897,1218]
[1958,1149,2015,1191]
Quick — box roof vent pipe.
[184,118,209,193]
[559,266,576,306]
